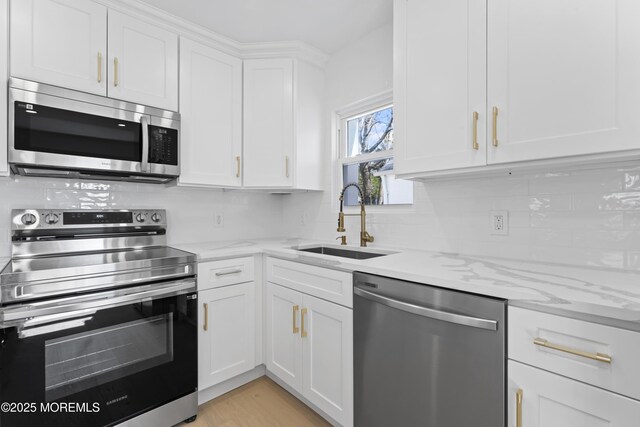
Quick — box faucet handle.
[336,235,347,245]
[361,231,374,247]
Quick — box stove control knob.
[151,212,162,223]
[44,213,59,225]
[21,213,37,225]
[135,213,145,223]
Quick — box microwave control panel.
[149,125,178,166]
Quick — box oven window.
[44,313,173,401]
[14,102,142,161]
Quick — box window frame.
[333,90,414,213]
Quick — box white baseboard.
[197,365,266,405]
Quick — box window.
[338,101,413,207]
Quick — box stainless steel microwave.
[8,78,180,183]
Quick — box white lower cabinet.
[198,282,256,390]
[508,360,640,427]
[265,282,304,391]
[266,282,353,427]
[302,293,353,426]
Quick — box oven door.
[0,279,197,427]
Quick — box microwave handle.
[141,115,150,173]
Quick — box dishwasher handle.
[354,285,498,331]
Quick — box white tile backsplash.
[280,165,640,271]
[0,176,284,258]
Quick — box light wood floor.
[183,377,331,427]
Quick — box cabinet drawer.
[198,257,254,290]
[266,258,352,307]
[508,306,640,400]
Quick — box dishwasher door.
[354,272,506,427]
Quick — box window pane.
[346,106,393,158]
[342,157,413,206]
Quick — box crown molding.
[240,41,329,69]
[101,0,330,67]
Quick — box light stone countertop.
[174,238,640,332]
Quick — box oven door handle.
[354,285,498,331]
[1,279,196,325]
[141,115,150,173]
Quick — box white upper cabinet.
[394,0,640,177]
[488,0,640,164]
[243,59,324,190]
[394,0,487,175]
[179,38,242,187]
[10,0,107,95]
[243,59,294,188]
[107,10,178,111]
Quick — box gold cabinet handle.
[533,338,612,364]
[114,57,119,87]
[516,389,523,427]
[472,111,479,150]
[236,156,241,178]
[97,52,102,83]
[492,106,499,147]
[203,303,208,331]
[285,156,290,178]
[292,305,300,334]
[301,307,308,338]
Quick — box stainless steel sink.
[295,245,392,260]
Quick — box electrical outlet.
[490,210,508,235]
[213,212,224,228]
[299,211,307,225]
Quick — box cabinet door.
[265,283,303,391]
[179,38,242,187]
[107,10,178,111]
[393,0,487,175]
[302,294,353,427]
[199,283,256,390]
[488,0,640,164]
[508,361,640,427]
[243,59,294,187]
[10,0,107,95]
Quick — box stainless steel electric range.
[0,209,198,427]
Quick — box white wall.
[282,22,640,271]
[0,176,284,258]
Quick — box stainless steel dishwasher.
[354,272,506,427]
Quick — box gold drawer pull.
[301,307,308,338]
[114,57,119,87]
[293,305,299,334]
[236,156,241,178]
[516,389,523,427]
[533,338,612,364]
[203,303,208,331]
[492,106,499,147]
[472,111,479,150]
[97,52,102,83]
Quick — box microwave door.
[9,88,147,174]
